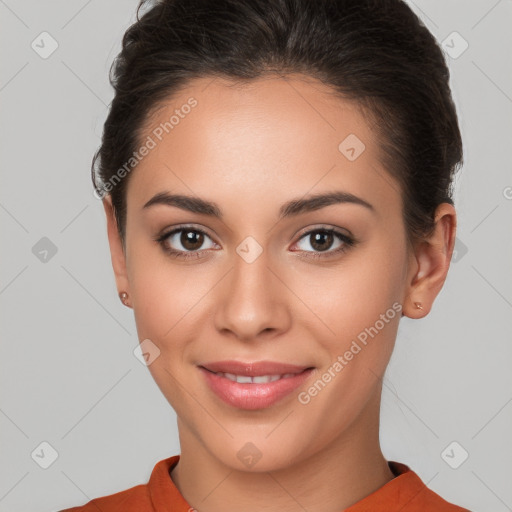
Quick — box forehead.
[127,74,400,218]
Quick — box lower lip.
[199,367,314,410]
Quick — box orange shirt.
[60,454,472,511]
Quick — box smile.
[209,371,298,384]
[198,365,315,410]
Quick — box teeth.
[218,372,297,383]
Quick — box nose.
[213,250,291,342]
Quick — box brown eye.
[156,226,217,258]
[180,230,205,251]
[294,228,353,256]
[308,230,335,252]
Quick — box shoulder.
[386,461,473,511]
[346,461,473,511]
[58,455,183,512]
[58,483,149,512]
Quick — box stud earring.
[119,291,130,307]
[414,302,423,310]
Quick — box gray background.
[1,1,511,511]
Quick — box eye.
[292,227,356,259]
[155,224,356,261]
[155,225,218,260]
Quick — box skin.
[103,74,456,512]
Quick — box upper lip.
[199,360,313,377]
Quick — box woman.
[61,0,471,510]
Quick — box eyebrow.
[143,190,375,219]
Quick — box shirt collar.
[148,455,428,512]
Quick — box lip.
[198,360,314,410]
[199,360,311,376]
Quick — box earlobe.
[402,203,457,319]
[102,196,131,305]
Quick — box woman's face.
[109,74,418,471]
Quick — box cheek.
[292,249,405,443]
[127,243,218,354]
[292,234,407,338]
[291,233,406,405]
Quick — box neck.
[170,391,394,512]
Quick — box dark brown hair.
[92,0,463,247]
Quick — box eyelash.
[154,225,357,261]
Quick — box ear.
[103,195,131,307]
[402,202,457,318]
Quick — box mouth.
[201,370,304,384]
[199,360,313,376]
[198,360,315,410]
